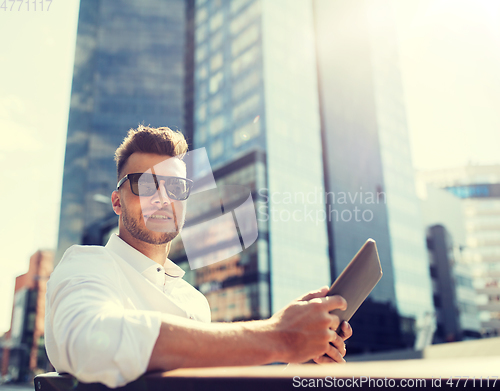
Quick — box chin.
[145,232,179,245]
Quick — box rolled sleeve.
[47,278,162,388]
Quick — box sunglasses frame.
[116,173,194,200]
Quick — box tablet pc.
[327,238,383,330]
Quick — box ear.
[111,190,122,215]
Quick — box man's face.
[112,152,188,246]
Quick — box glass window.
[210,139,224,159]
[232,92,260,121]
[197,103,207,122]
[211,52,223,72]
[210,94,223,114]
[198,124,207,144]
[209,71,224,94]
[196,23,208,43]
[197,64,208,81]
[231,0,253,14]
[27,312,36,332]
[232,70,260,99]
[210,11,224,32]
[232,25,259,57]
[232,45,259,76]
[211,31,224,51]
[196,7,208,24]
[209,115,225,135]
[198,81,208,101]
[233,120,261,148]
[196,44,208,63]
[230,1,260,35]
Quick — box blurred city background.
[1,0,499,386]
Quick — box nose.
[151,180,172,206]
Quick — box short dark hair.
[114,125,188,179]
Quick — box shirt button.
[157,267,161,272]
[189,316,194,320]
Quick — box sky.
[0,0,499,334]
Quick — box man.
[45,126,352,388]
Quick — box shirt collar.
[105,234,185,278]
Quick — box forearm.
[147,289,353,372]
[147,314,284,371]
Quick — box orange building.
[1,250,54,383]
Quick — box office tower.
[426,225,480,342]
[417,164,500,335]
[191,0,330,317]
[57,0,189,261]
[417,183,481,339]
[1,251,53,382]
[314,0,434,351]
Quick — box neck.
[118,229,172,266]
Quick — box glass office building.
[192,0,331,313]
[57,0,189,261]
[417,165,500,334]
[418,183,481,339]
[368,0,433,321]
[314,0,434,349]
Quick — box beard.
[122,204,183,245]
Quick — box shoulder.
[49,244,118,285]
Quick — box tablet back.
[327,239,383,325]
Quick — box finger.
[330,314,341,332]
[314,345,345,364]
[329,332,346,357]
[298,286,329,301]
[326,343,346,363]
[313,355,335,364]
[320,295,347,311]
[340,321,353,341]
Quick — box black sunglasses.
[117,173,193,201]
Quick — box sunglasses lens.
[165,177,191,200]
[132,174,157,197]
[132,174,191,200]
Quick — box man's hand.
[312,320,352,364]
[269,286,352,364]
[310,287,353,364]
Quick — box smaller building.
[417,165,500,335]
[426,225,480,343]
[1,250,54,383]
[418,182,482,341]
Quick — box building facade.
[1,251,54,382]
[192,0,330,315]
[417,165,500,334]
[426,225,480,343]
[314,0,434,351]
[57,0,190,262]
[418,183,481,340]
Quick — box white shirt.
[45,234,211,388]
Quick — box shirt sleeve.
[46,275,163,388]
